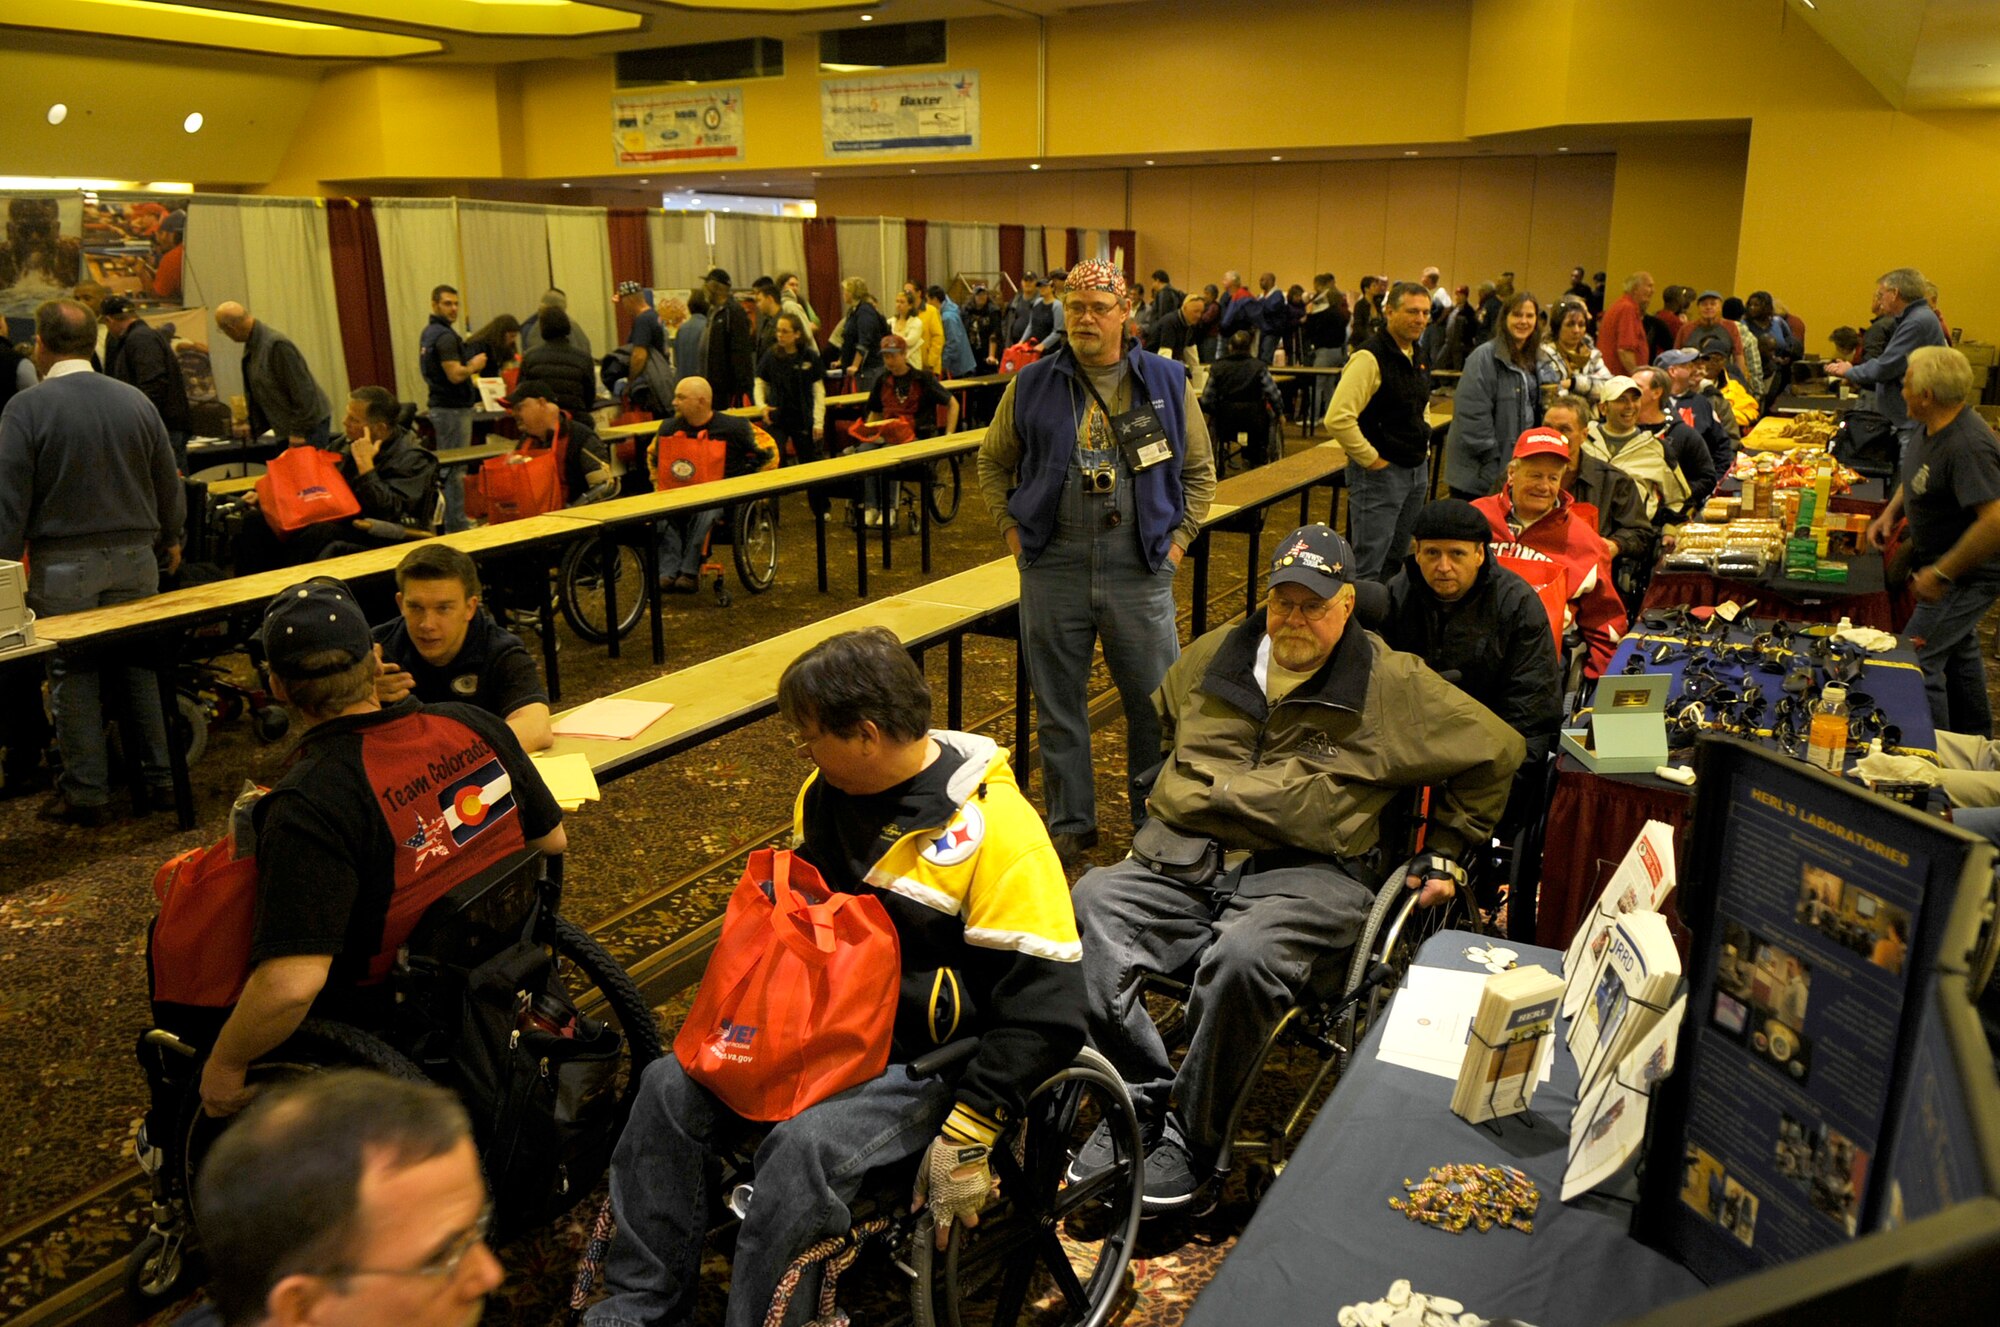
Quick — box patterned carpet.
[0,454,1308,1326]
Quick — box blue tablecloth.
[1185,932,1705,1327]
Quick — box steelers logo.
[671,457,698,482]
[921,803,984,866]
[454,785,490,826]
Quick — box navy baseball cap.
[1268,524,1355,595]
[261,578,373,677]
[1655,348,1699,368]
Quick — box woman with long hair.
[1538,299,1610,397]
[755,311,826,465]
[1444,291,1545,499]
[464,313,522,383]
[889,288,926,371]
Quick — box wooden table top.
[205,442,515,496]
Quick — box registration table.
[1535,621,1936,950]
[1186,931,1703,1327]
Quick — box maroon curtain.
[803,217,841,350]
[324,198,397,394]
[998,224,1024,290]
[905,220,927,291]
[1109,229,1136,286]
[607,208,653,344]
[1064,228,1081,269]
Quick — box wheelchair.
[555,493,779,640]
[571,1039,1146,1327]
[126,850,665,1310]
[1140,841,1483,1199]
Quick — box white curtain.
[926,225,950,296]
[374,198,461,403]
[934,222,1000,293]
[647,211,708,302]
[544,207,614,360]
[180,195,346,417]
[835,217,904,309]
[1022,226,1047,277]
[457,200,551,333]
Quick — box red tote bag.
[481,448,562,522]
[149,838,260,1008]
[655,429,727,491]
[255,445,361,536]
[674,849,900,1121]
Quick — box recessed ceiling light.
[183,111,204,134]
[639,177,650,183]
[1403,149,1418,156]
[1144,159,1154,166]
[1800,0,1816,9]
[46,104,67,126]
[1270,155,1282,161]
[860,11,873,19]
[811,171,822,177]
[1029,163,1040,171]
[561,182,572,188]
[1557,146,1569,152]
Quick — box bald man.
[645,374,775,592]
[215,301,331,449]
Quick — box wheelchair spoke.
[1049,1160,1128,1221]
[1038,1228,1095,1318]
[987,1246,1036,1327]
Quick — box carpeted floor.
[0,439,1314,1326]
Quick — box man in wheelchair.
[646,375,775,595]
[1070,524,1524,1212]
[197,578,566,1118]
[586,628,1083,1327]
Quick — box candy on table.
[1389,1163,1541,1235]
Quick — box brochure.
[1452,964,1564,1125]
[1562,819,1677,1021]
[1568,910,1682,1097]
[1564,994,1686,1200]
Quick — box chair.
[127,851,665,1310]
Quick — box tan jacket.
[1147,616,1524,862]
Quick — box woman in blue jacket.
[1444,291,1545,499]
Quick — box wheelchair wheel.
[550,916,667,1112]
[1347,875,1484,1040]
[558,538,647,644]
[731,498,779,594]
[912,1047,1142,1327]
[925,456,963,525]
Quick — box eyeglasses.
[326,1202,491,1282]
[1267,595,1333,622]
[1064,300,1121,320]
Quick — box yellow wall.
[1602,133,1748,309]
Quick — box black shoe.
[1067,1120,1119,1185]
[139,786,178,816]
[658,575,694,595]
[36,794,112,828]
[1141,1137,1198,1214]
[1050,829,1099,870]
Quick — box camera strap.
[1074,361,1173,474]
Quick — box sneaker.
[1066,1120,1119,1185]
[1050,829,1099,871]
[864,508,883,527]
[1141,1137,1199,1214]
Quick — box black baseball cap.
[1268,524,1356,594]
[99,295,136,318]
[261,578,373,678]
[499,380,559,409]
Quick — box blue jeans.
[1903,576,2000,736]
[840,441,890,513]
[430,407,473,532]
[1018,468,1180,836]
[29,544,171,806]
[1311,347,1344,417]
[588,1057,951,1327]
[656,509,720,581]
[1074,856,1372,1167]
[1345,460,1428,582]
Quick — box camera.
[1082,465,1116,495]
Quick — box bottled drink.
[1808,686,1849,772]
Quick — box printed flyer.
[613,88,745,166]
[821,70,979,156]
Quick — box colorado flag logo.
[438,759,516,845]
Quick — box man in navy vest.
[1322,280,1435,581]
[976,259,1216,868]
[420,284,484,533]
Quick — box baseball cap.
[704,267,733,287]
[499,380,558,409]
[616,280,643,298]
[1512,426,1572,462]
[98,294,136,319]
[260,578,373,678]
[1654,347,1699,368]
[1698,289,1723,301]
[1411,499,1491,544]
[1599,375,1642,402]
[1267,524,1355,595]
[880,334,908,353]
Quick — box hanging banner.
[82,195,189,306]
[613,88,745,166]
[821,70,979,156]
[0,195,82,325]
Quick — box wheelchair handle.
[908,1037,980,1079]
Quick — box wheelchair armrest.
[909,1037,981,1079]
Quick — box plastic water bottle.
[1808,686,1849,772]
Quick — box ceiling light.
[1800,0,1816,9]
[47,104,67,126]
[1557,146,1569,152]
[561,181,572,188]
[860,11,873,19]
[1403,149,1418,156]
[183,112,203,133]
[639,178,650,183]
[811,171,822,177]
[1270,155,1282,161]
[1029,163,1040,171]
[1144,159,1154,166]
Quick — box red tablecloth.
[1640,562,1896,630]
[1536,757,1695,951]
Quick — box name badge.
[1112,401,1173,473]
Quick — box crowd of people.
[5,244,1999,1327]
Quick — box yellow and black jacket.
[792,731,1083,1144]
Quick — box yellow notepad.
[529,752,602,810]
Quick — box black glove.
[1399,851,1467,908]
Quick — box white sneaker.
[864,509,883,527]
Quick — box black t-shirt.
[250,699,562,1001]
[1903,408,2000,568]
[372,610,548,721]
[757,345,823,428]
[868,368,953,437]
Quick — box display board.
[0,195,82,321]
[820,70,979,156]
[613,87,745,166]
[82,194,188,305]
[1637,736,1993,1284]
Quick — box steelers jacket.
[792,731,1083,1144]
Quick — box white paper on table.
[550,698,675,741]
[1562,995,1687,1201]
[1375,966,1552,1084]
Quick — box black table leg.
[815,498,829,593]
[920,471,933,574]
[1245,526,1263,619]
[881,490,894,571]
[1192,531,1211,638]
[602,530,621,661]
[644,530,665,666]
[537,556,561,702]
[854,511,868,597]
[156,653,194,831]
[948,634,964,731]
[1014,631,1032,795]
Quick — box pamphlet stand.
[1572,1064,1664,1214]
[1464,1023,1551,1134]
[1575,986,1680,1102]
